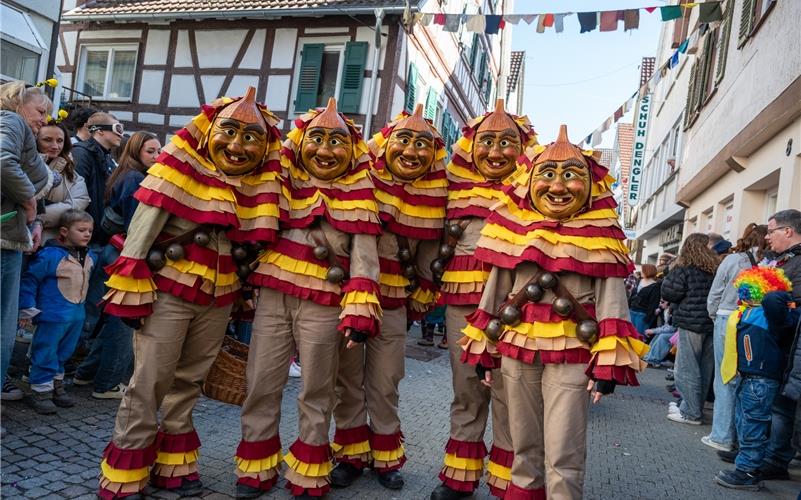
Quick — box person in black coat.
[629,263,662,335]
[661,233,719,425]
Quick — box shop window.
[0,3,46,83]
[1,41,39,83]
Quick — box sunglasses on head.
[90,123,124,136]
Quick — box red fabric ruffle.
[248,274,341,307]
[598,317,642,340]
[496,343,591,365]
[135,188,240,228]
[485,213,626,240]
[235,435,281,460]
[104,302,153,318]
[236,474,278,491]
[285,480,329,497]
[98,487,143,499]
[226,227,278,245]
[488,445,513,467]
[438,291,484,306]
[465,308,492,328]
[504,483,547,500]
[104,256,153,279]
[444,438,487,459]
[153,274,238,308]
[474,246,634,277]
[438,473,478,493]
[150,471,199,489]
[446,254,487,272]
[461,350,501,369]
[102,441,157,470]
[270,237,351,269]
[338,315,379,337]
[369,430,403,451]
[156,430,200,453]
[586,362,640,386]
[341,277,380,295]
[520,302,597,323]
[333,425,370,445]
[288,439,332,464]
[489,484,507,499]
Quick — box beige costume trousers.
[501,357,590,500]
[334,306,406,435]
[112,293,231,448]
[240,288,342,446]
[446,305,511,448]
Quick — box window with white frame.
[722,200,734,240]
[0,3,47,83]
[765,189,778,221]
[77,45,138,100]
[292,42,368,115]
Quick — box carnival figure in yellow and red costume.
[461,125,647,499]
[430,100,538,500]
[97,87,284,499]
[329,104,447,491]
[235,98,382,499]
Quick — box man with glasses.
[741,209,801,482]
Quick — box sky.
[510,1,664,148]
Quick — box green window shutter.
[483,77,492,103]
[469,34,479,70]
[476,51,487,82]
[697,34,714,106]
[683,63,697,130]
[404,63,418,113]
[294,43,324,112]
[338,41,368,114]
[424,88,437,120]
[738,0,755,46]
[715,2,733,85]
[440,110,452,149]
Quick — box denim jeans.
[1,249,23,382]
[642,332,672,365]
[676,328,714,421]
[734,376,780,473]
[235,320,253,344]
[629,310,648,335]
[709,313,737,446]
[29,320,84,388]
[76,244,133,392]
[763,393,797,469]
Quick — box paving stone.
[22,486,50,497]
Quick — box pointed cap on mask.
[477,99,517,132]
[393,104,431,132]
[534,124,588,167]
[216,86,266,128]
[308,97,347,129]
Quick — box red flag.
[543,13,554,27]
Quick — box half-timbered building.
[58,0,516,150]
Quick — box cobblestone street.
[2,332,800,499]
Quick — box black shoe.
[758,461,790,480]
[25,391,57,415]
[377,470,404,490]
[52,379,75,408]
[330,462,362,488]
[714,469,763,490]
[235,482,265,499]
[430,484,472,500]
[717,449,738,464]
[172,478,203,497]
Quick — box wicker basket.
[203,335,249,406]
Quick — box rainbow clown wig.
[733,266,793,305]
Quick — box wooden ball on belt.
[192,231,210,247]
[552,297,573,317]
[403,264,417,279]
[485,318,503,342]
[438,243,454,260]
[313,245,329,261]
[146,248,166,270]
[538,272,557,290]
[448,223,464,238]
[576,319,599,344]
[236,263,252,279]
[165,243,185,261]
[231,245,249,262]
[326,265,346,284]
[524,283,544,302]
[397,247,412,263]
[500,304,522,326]
[430,258,445,276]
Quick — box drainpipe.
[363,8,385,138]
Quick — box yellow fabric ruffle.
[236,202,281,220]
[283,451,332,478]
[340,290,381,307]
[330,440,371,456]
[105,274,157,293]
[409,287,436,308]
[509,319,579,339]
[100,459,150,483]
[259,252,328,280]
[448,186,505,202]
[374,190,446,219]
[372,445,405,462]
[146,163,237,203]
[486,460,512,481]
[155,450,198,466]
[235,452,282,473]
[444,453,484,471]
[462,323,488,342]
[441,269,490,284]
[166,259,239,286]
[591,335,649,356]
[379,272,410,288]
[285,188,378,213]
[482,224,629,253]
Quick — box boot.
[170,477,203,496]
[235,482,265,499]
[417,323,434,346]
[52,379,75,408]
[430,484,471,500]
[377,470,404,490]
[25,390,57,415]
[330,462,362,488]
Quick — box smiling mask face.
[300,98,354,180]
[207,86,268,175]
[529,124,591,219]
[384,104,436,181]
[472,99,522,180]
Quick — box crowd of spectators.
[627,210,801,490]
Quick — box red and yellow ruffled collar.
[279,108,381,235]
[368,111,448,240]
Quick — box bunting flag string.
[579,20,710,147]
[414,2,723,36]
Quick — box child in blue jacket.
[714,266,797,491]
[19,209,95,414]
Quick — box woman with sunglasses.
[36,121,90,241]
[73,131,162,400]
